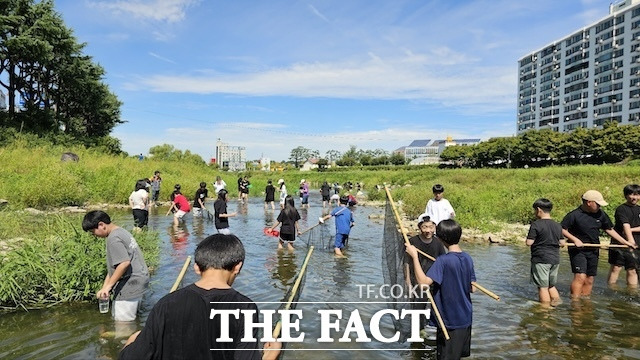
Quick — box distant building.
[300,158,319,172]
[517,0,640,134]
[404,137,481,164]
[215,139,246,171]
[0,92,6,110]
[392,146,407,155]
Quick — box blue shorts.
[302,194,309,204]
[335,233,349,249]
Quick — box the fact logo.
[210,307,430,343]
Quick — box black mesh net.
[381,196,415,343]
[300,223,330,250]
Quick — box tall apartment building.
[517,0,640,134]
[215,139,246,171]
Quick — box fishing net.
[381,191,415,343]
[300,223,330,250]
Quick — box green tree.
[0,0,122,140]
[289,146,310,168]
[325,150,341,163]
[389,152,406,165]
[148,144,205,165]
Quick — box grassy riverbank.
[0,212,160,310]
[2,140,640,308]
[2,140,640,230]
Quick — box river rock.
[60,206,86,213]
[23,208,44,215]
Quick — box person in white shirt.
[129,179,150,229]
[213,176,227,195]
[425,184,455,225]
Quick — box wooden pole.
[565,243,628,248]
[383,185,500,302]
[299,207,349,235]
[384,185,449,340]
[272,246,315,339]
[170,256,192,293]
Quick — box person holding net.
[320,195,355,257]
[269,195,302,250]
[406,219,476,360]
[404,215,446,332]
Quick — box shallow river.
[2,192,640,359]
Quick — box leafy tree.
[389,152,406,165]
[289,146,310,168]
[316,158,329,170]
[0,0,122,141]
[325,150,341,163]
[148,144,205,165]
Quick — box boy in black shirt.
[607,184,640,287]
[119,234,281,360]
[562,190,629,299]
[192,182,208,218]
[404,215,446,329]
[526,198,565,305]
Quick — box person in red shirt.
[166,184,191,226]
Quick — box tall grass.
[1,140,640,231]
[0,212,159,309]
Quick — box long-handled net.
[299,221,330,250]
[381,196,415,342]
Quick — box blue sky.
[53,0,611,162]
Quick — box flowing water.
[2,192,640,359]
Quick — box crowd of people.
[90,174,640,359]
[87,173,364,358]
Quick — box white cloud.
[149,52,176,64]
[308,4,330,23]
[127,51,515,114]
[90,0,199,23]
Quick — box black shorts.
[280,233,296,242]
[437,326,471,359]
[322,195,330,201]
[569,248,599,276]
[608,248,638,270]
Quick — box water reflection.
[168,223,189,254]
[332,257,352,298]
[519,303,562,358]
[272,250,298,292]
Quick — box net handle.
[272,246,315,339]
[300,206,349,235]
[170,256,192,293]
[384,187,501,302]
[384,185,450,341]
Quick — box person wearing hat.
[561,190,629,299]
[277,179,287,209]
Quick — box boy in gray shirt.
[83,210,149,321]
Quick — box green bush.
[0,212,159,309]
